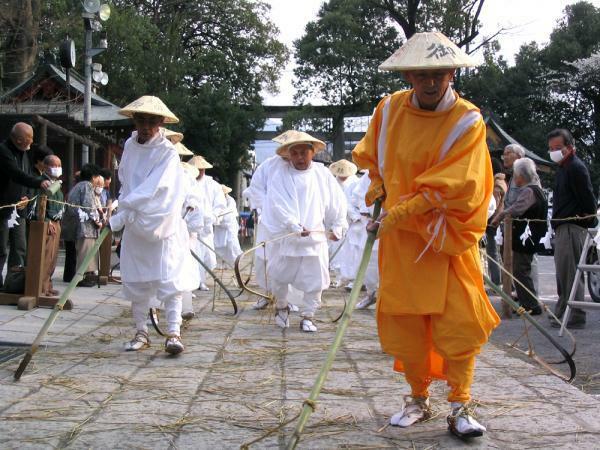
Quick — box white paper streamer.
[494,226,503,245]
[7,207,19,229]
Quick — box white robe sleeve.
[324,171,348,239]
[116,153,183,241]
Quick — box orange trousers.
[377,290,497,403]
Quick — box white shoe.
[390,396,431,427]
[124,330,150,351]
[345,281,354,292]
[356,292,377,310]
[275,307,290,329]
[198,283,210,291]
[165,335,185,355]
[300,318,317,332]
[252,298,269,310]
[289,303,299,312]
[447,403,486,439]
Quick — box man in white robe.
[261,131,348,332]
[109,96,196,355]
[352,171,380,309]
[214,185,242,267]
[188,155,227,291]
[242,153,289,309]
[328,159,360,288]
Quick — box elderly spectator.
[98,168,113,207]
[548,128,597,329]
[0,123,50,287]
[61,164,101,285]
[493,158,546,315]
[29,155,65,296]
[485,158,508,287]
[502,144,526,209]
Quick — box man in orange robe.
[352,32,500,439]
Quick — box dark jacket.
[0,139,44,220]
[512,185,548,254]
[552,153,597,229]
[29,174,65,222]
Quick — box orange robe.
[352,89,500,402]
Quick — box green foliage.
[29,0,289,183]
[461,1,600,189]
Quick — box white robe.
[110,131,196,293]
[242,155,289,290]
[351,171,379,295]
[329,174,359,273]
[193,174,227,280]
[262,161,347,298]
[214,194,242,266]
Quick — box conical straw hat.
[174,142,194,157]
[180,161,199,179]
[222,185,232,195]
[161,127,184,144]
[119,95,179,123]
[189,155,213,170]
[329,159,357,178]
[274,130,326,157]
[379,32,477,72]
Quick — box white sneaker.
[124,330,150,351]
[300,318,317,332]
[165,335,185,355]
[275,307,290,329]
[198,283,210,291]
[289,303,300,312]
[390,396,431,427]
[356,292,377,310]
[447,403,486,439]
[252,298,269,310]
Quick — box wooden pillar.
[98,229,112,285]
[66,136,75,192]
[501,217,514,319]
[90,145,97,165]
[39,123,47,146]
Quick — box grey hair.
[504,144,525,158]
[513,157,538,183]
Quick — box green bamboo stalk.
[14,227,110,381]
[287,200,381,449]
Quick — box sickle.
[191,249,238,315]
[484,275,576,382]
[234,241,272,301]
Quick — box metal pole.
[82,27,92,165]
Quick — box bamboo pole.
[287,200,381,450]
[501,216,513,319]
[14,227,110,380]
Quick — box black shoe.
[528,306,542,316]
[550,318,585,329]
[77,277,97,287]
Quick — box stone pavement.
[1,272,600,449]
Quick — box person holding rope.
[0,123,51,288]
[110,96,197,355]
[188,155,227,291]
[328,159,360,289]
[548,128,597,329]
[261,131,347,332]
[492,158,546,315]
[353,32,500,439]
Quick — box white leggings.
[123,282,183,336]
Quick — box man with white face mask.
[548,128,597,329]
[30,154,65,296]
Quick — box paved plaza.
[1,261,600,449]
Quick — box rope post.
[501,216,513,319]
[37,194,47,222]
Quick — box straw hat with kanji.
[379,32,477,71]
[330,159,357,178]
[119,95,179,123]
[274,130,326,157]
